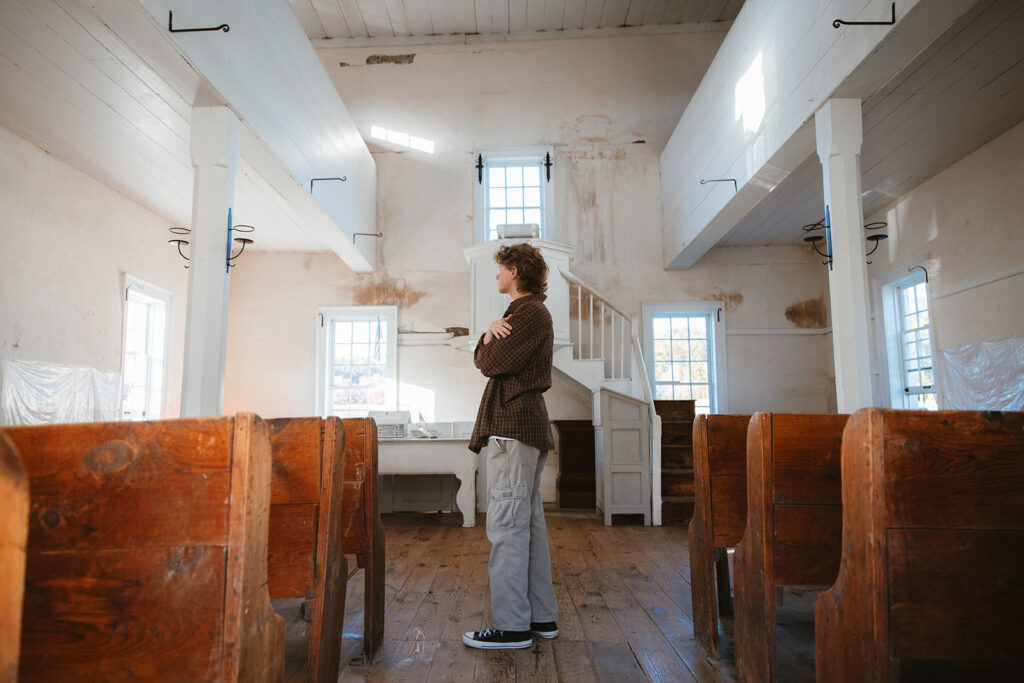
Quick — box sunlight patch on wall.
[370,125,435,153]
[735,52,766,135]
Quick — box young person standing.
[462,242,559,650]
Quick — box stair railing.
[559,269,632,381]
[632,334,663,526]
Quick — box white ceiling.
[719,0,1024,247]
[289,0,744,44]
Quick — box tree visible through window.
[317,306,397,418]
[651,313,714,413]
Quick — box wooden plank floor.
[280,509,759,681]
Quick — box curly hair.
[494,242,548,296]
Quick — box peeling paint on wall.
[353,277,425,307]
[785,295,827,328]
[367,54,415,65]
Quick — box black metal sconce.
[353,232,383,243]
[802,209,889,268]
[168,223,255,271]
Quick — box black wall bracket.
[701,178,738,193]
[310,177,347,192]
[834,2,895,29]
[168,11,229,34]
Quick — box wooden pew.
[688,413,751,658]
[1,415,285,681]
[1,433,29,681]
[816,409,1024,682]
[266,417,347,683]
[733,412,848,682]
[340,417,385,664]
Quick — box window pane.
[672,340,689,361]
[353,322,370,343]
[524,188,540,207]
[675,385,692,400]
[506,166,523,186]
[656,385,674,400]
[690,317,707,339]
[490,210,506,230]
[334,344,351,364]
[524,209,542,225]
[507,209,524,224]
[352,344,370,365]
[489,188,506,208]
[655,362,671,380]
[335,322,352,342]
[654,342,670,361]
[673,362,689,383]
[523,166,540,185]
[671,318,687,338]
[691,340,707,361]
[653,318,670,339]
[489,167,505,186]
[692,363,708,383]
[507,187,523,208]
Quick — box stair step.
[661,495,696,526]
[654,400,696,421]
[661,444,694,469]
[662,469,695,497]
[661,421,694,446]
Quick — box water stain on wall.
[785,295,827,328]
[705,290,744,312]
[353,277,425,307]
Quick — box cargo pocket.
[488,485,529,529]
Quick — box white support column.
[815,99,874,413]
[180,106,240,417]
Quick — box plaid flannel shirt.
[469,293,555,453]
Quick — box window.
[316,306,397,417]
[121,276,171,420]
[643,303,728,414]
[879,270,938,409]
[474,147,554,242]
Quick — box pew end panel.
[341,417,385,665]
[3,414,285,682]
[734,412,848,683]
[690,413,751,659]
[1,433,28,683]
[816,409,1024,682]
[267,416,348,683]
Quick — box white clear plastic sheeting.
[1,360,121,426]
[939,336,1024,410]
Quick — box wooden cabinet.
[553,420,596,509]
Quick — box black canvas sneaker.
[530,621,559,639]
[462,627,533,649]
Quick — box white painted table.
[377,438,478,527]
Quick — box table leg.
[455,468,476,527]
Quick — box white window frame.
[120,274,172,421]
[315,306,398,418]
[642,302,728,413]
[873,262,939,409]
[474,146,555,243]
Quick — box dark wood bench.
[688,413,751,658]
[733,412,848,682]
[816,409,1024,681]
[1,414,285,681]
[1,433,29,680]
[340,417,385,664]
[267,416,347,683]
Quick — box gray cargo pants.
[484,437,559,632]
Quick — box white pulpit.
[464,238,573,348]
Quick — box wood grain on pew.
[733,412,848,683]
[341,417,385,664]
[267,416,347,683]
[1,433,28,682]
[2,415,285,682]
[689,414,750,658]
[816,409,1024,682]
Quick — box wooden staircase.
[656,399,696,525]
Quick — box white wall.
[866,117,1024,403]
[222,33,836,426]
[0,125,188,417]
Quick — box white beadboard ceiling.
[290,0,744,45]
[718,0,1024,247]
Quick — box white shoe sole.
[462,633,532,649]
[532,630,558,639]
